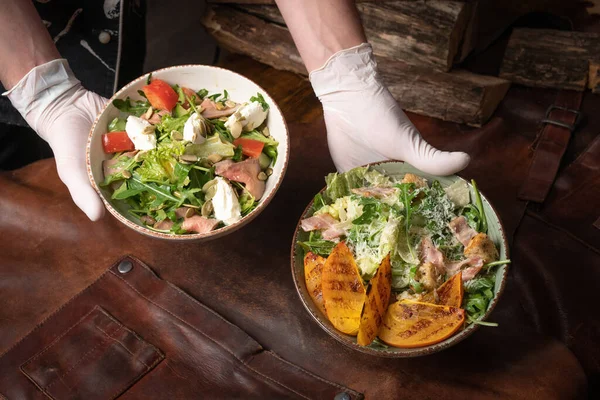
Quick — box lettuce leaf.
[136,140,186,184]
[108,117,126,132]
[185,133,236,158]
[240,130,278,147]
[156,114,190,136]
[323,166,368,204]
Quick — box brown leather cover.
[518,90,583,203]
[0,256,362,400]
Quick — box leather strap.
[518,90,584,203]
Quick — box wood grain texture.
[379,61,510,126]
[357,1,471,71]
[237,1,472,72]
[202,6,307,75]
[500,28,600,91]
[202,5,510,126]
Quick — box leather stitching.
[264,350,361,396]
[0,262,117,360]
[108,268,319,400]
[106,348,163,400]
[44,337,110,391]
[94,323,152,369]
[20,306,102,370]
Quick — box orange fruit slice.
[422,271,464,308]
[322,242,366,336]
[379,299,465,348]
[357,255,392,346]
[304,252,327,316]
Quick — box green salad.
[101,75,278,234]
[299,166,510,324]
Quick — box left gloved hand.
[5,59,107,221]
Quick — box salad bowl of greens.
[87,65,289,240]
[291,161,509,357]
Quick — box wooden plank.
[237,1,472,72]
[357,1,471,71]
[202,5,307,75]
[379,61,510,126]
[202,5,510,126]
[499,28,600,91]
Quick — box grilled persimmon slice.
[357,255,392,346]
[304,252,327,316]
[379,300,465,348]
[322,242,366,336]
[422,271,464,308]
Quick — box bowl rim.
[86,64,290,241]
[290,160,510,357]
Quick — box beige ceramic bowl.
[291,161,509,357]
[87,65,289,240]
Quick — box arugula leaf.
[101,154,138,186]
[352,197,381,225]
[397,183,419,263]
[312,193,326,213]
[463,273,495,321]
[232,145,243,162]
[239,191,256,216]
[108,117,126,132]
[208,92,222,101]
[461,204,483,232]
[223,90,229,101]
[112,97,150,117]
[298,239,336,257]
[188,166,214,190]
[196,89,208,100]
[263,145,278,164]
[250,92,269,111]
[129,175,178,201]
[146,72,152,84]
[210,119,234,143]
[471,179,488,233]
[112,181,144,200]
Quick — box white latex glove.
[4,59,107,220]
[309,43,470,175]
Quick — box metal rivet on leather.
[334,392,351,400]
[98,31,111,44]
[117,260,133,274]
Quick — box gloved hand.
[309,43,470,175]
[4,59,107,221]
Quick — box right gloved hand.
[4,59,108,221]
[309,43,470,175]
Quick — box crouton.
[464,233,499,265]
[401,173,427,188]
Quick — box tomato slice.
[102,131,135,153]
[142,79,178,112]
[233,138,265,159]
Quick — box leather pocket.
[20,306,163,400]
